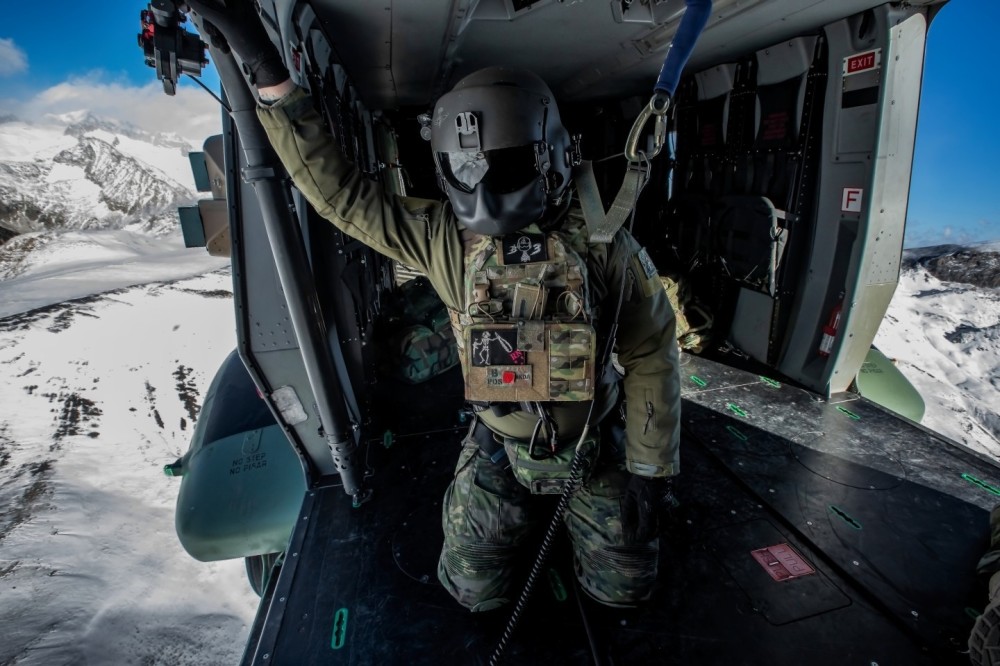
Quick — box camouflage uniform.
[258,88,681,610]
[441,420,657,610]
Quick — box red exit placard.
[843,48,882,76]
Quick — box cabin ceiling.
[282,0,943,108]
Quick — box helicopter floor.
[241,355,996,665]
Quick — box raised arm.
[183,1,465,309]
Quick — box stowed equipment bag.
[382,277,459,384]
[659,272,713,353]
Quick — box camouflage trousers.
[437,427,659,612]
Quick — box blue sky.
[906,0,998,247]
[0,3,219,95]
[0,1,995,248]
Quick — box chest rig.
[450,219,598,404]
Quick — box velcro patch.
[636,247,658,279]
[469,328,525,367]
[500,233,548,264]
[485,365,532,387]
[631,248,661,299]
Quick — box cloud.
[0,38,28,76]
[4,73,223,146]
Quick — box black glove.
[622,474,679,545]
[182,0,288,87]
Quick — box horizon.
[0,1,996,249]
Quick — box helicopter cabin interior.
[168,0,1000,663]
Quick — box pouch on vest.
[463,322,596,402]
[503,433,599,495]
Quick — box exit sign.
[843,49,881,76]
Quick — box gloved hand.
[622,474,679,545]
[182,0,288,87]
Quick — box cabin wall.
[224,9,398,475]
[777,5,927,394]
[665,3,928,396]
[223,113,337,477]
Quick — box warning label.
[230,452,268,476]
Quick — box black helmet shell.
[431,67,572,235]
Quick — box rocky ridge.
[0,114,197,239]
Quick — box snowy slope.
[0,260,257,665]
[874,242,1000,459]
[0,230,228,317]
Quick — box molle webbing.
[454,222,598,403]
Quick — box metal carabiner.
[624,93,670,163]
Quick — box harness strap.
[574,160,649,243]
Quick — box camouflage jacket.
[257,87,680,477]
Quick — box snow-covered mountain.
[874,241,1000,459]
[0,113,198,238]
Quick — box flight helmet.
[431,67,575,236]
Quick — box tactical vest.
[449,218,598,405]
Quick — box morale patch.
[469,328,525,367]
[485,365,532,387]
[500,233,548,264]
[631,248,661,299]
[636,247,658,280]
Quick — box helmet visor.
[439,145,539,195]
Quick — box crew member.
[183,0,682,611]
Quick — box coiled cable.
[487,423,593,666]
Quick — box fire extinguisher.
[818,293,844,357]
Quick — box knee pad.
[444,542,514,577]
[575,545,658,607]
[439,542,517,611]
